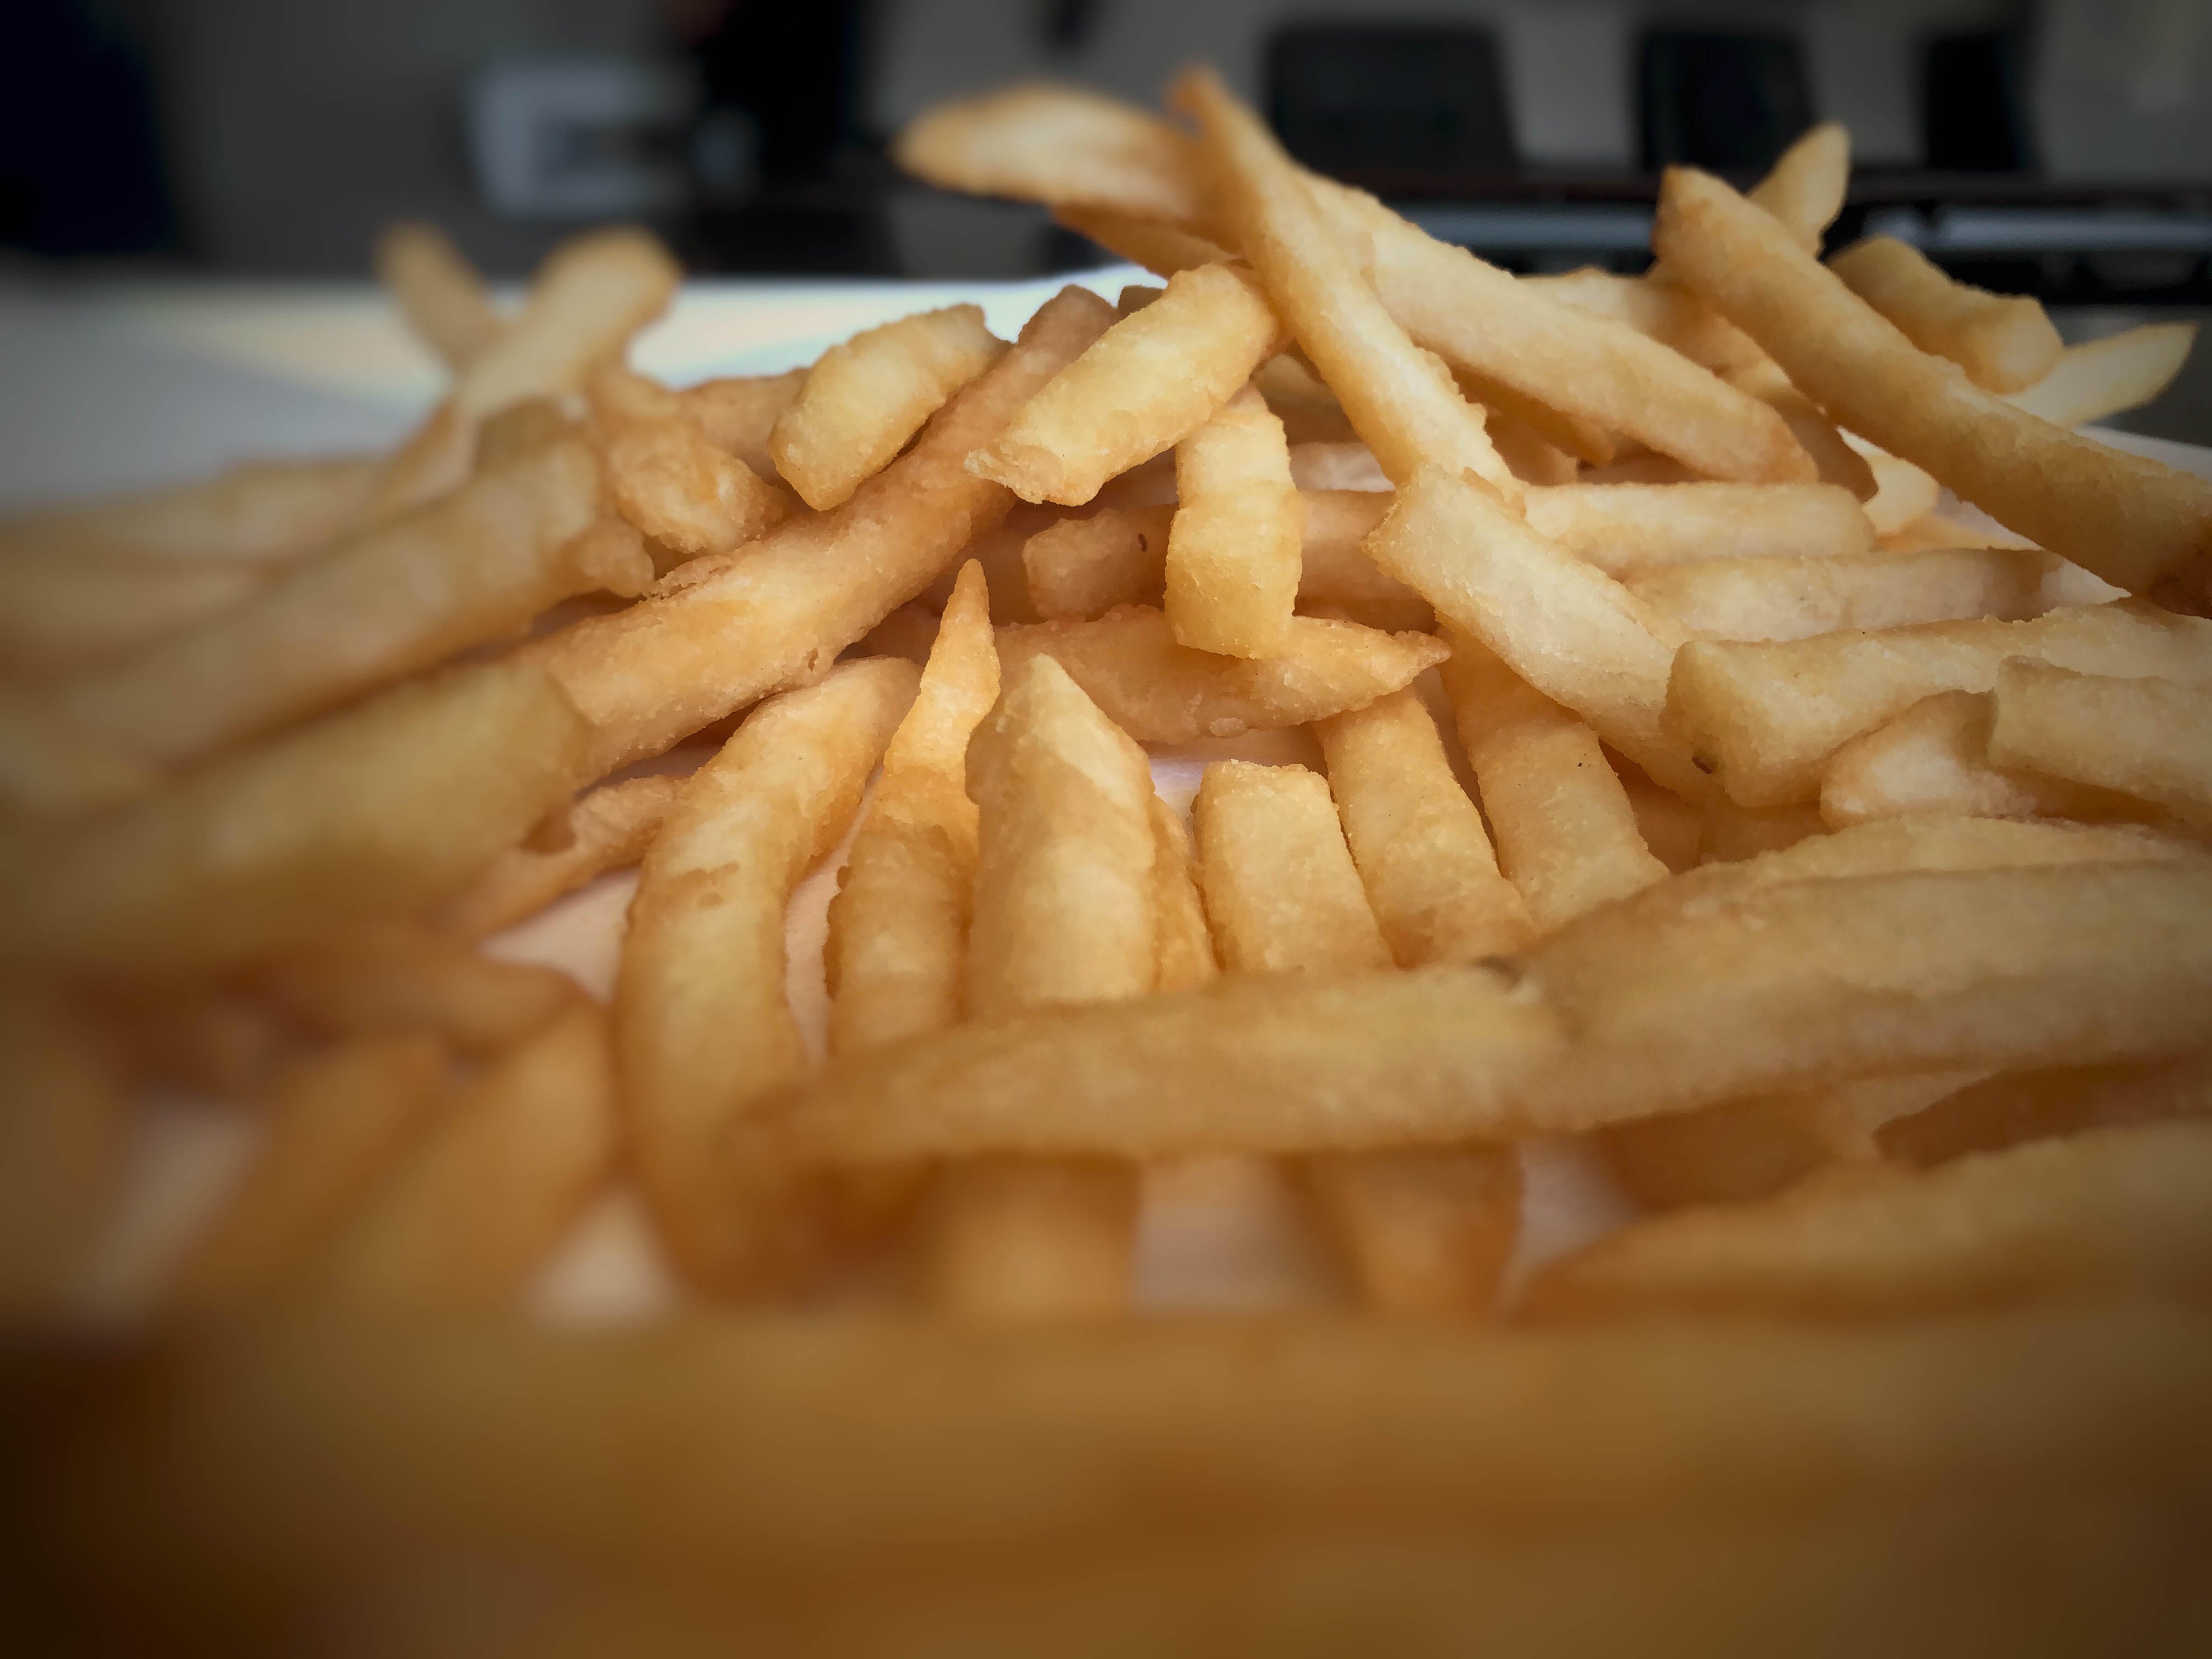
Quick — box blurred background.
[5,0,2211,442]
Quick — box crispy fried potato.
[1630,546,2059,643]
[1053,204,1232,278]
[1194,759,1391,977]
[1521,482,1874,575]
[590,364,788,557]
[679,369,809,476]
[1530,264,1764,374]
[1695,798,1826,864]
[1988,659,2212,832]
[1304,1145,1520,1318]
[1818,689,2132,828]
[0,455,380,566]
[1829,236,2063,394]
[102,985,290,1101]
[1721,357,1881,498]
[771,306,1004,510]
[1880,1053,2212,1167]
[1166,386,1305,656]
[0,685,160,820]
[996,606,1446,743]
[1147,794,1217,992]
[1668,600,2212,807]
[1602,1085,1879,1211]
[436,775,685,940]
[374,221,501,370]
[0,554,266,678]
[0,985,127,1316]
[2006,321,2196,429]
[1745,122,1851,252]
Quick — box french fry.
[1525,1120,2212,1322]
[1364,469,1707,795]
[1720,356,1880,498]
[967,263,1280,506]
[678,369,809,477]
[0,455,380,565]
[1744,122,1851,253]
[1828,235,2063,394]
[1483,410,1581,483]
[1529,264,1765,375]
[1252,351,1359,444]
[1850,442,1943,535]
[1880,1053,2212,1167]
[1696,799,1826,864]
[1147,795,1217,992]
[0,554,265,678]
[1287,441,1392,493]
[1165,386,1305,656]
[1051,204,1231,278]
[435,775,686,940]
[1988,658,2212,831]
[1602,1087,1876,1211]
[1437,631,1668,933]
[1521,481,1874,575]
[1668,600,2212,808]
[732,860,2212,1175]
[1193,759,1392,977]
[0,659,591,981]
[1653,165,2212,605]
[249,919,584,1057]
[1302,1145,1521,1318]
[893,83,1208,228]
[315,1004,617,1311]
[1629,546,2057,642]
[771,306,1003,511]
[1296,490,1429,629]
[523,285,1115,780]
[1314,688,1532,966]
[617,658,916,1293]
[0,686,160,820]
[0,985,126,1316]
[373,221,501,370]
[2006,321,2197,429]
[52,437,640,766]
[826,561,1000,1056]
[162,1036,448,1309]
[1173,70,1521,503]
[1819,689,2117,827]
[997,606,1444,742]
[1620,765,1705,872]
[919,653,1155,1318]
[102,986,291,1101]
[589,365,788,558]
[1023,504,1175,620]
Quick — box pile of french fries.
[6,67,2212,1653]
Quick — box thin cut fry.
[317,1004,617,1311]
[1818,689,2130,828]
[374,221,501,370]
[1629,546,2057,643]
[1165,386,1305,656]
[1985,658,2212,830]
[771,306,1004,510]
[523,285,1113,780]
[1696,799,1826,864]
[1193,760,1392,977]
[2006,322,2196,429]
[1668,600,2212,807]
[0,555,266,678]
[1521,482,1874,575]
[1747,122,1851,252]
[0,455,380,565]
[1722,356,1880,498]
[617,658,916,1293]
[1314,688,1532,966]
[1880,1053,2212,1167]
[163,1036,448,1309]
[1304,1146,1521,1318]
[436,775,685,940]
[1525,1120,2212,1322]
[995,606,1446,743]
[967,263,1280,506]
[1829,235,2063,393]
[1654,165,2212,605]
[1530,265,1764,374]
[590,365,788,558]
[1602,1087,1876,1211]
[679,369,809,477]
[1147,795,1217,992]
[0,986,126,1316]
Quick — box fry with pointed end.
[1314,688,1532,966]
[374,221,501,370]
[967,263,1280,506]
[317,1004,617,1311]
[1166,386,1305,656]
[827,561,1001,1056]
[917,654,1155,1319]
[436,775,686,940]
[1747,122,1851,253]
[1438,631,1668,934]
[1521,482,1874,575]
[0,987,127,1317]
[2006,322,2196,429]
[1172,68,1520,503]
[771,306,1004,510]
[164,1036,448,1310]
[617,658,917,1294]
[1829,236,2063,394]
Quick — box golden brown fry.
[0,659,591,981]
[1530,264,1765,374]
[590,363,788,557]
[1668,600,2212,808]
[1695,798,1826,864]
[1147,795,1217,992]
[1602,1088,1875,1211]
[1829,236,2063,394]
[1525,1120,2212,1322]
[1165,386,1305,657]
[1193,760,1392,977]
[0,455,380,566]
[1286,440,1391,493]
[373,221,501,370]
[163,1036,448,1309]
[102,986,290,1101]
[1521,482,1874,576]
[249,919,584,1057]
[893,83,1207,227]
[1315,688,1532,966]
[827,561,1000,1056]
[1988,659,2212,832]
[997,606,1445,744]
[968,263,1280,506]
[1051,204,1230,276]
[618,659,916,1293]
[0,985,126,1316]
[1851,443,1942,535]
[1629,546,2057,643]
[316,1004,617,1311]
[1305,1144,1521,1319]
[1721,357,1880,498]
[0,554,264,678]
[0,685,160,820]
[1818,690,2130,829]
[1365,469,1706,795]
[53,437,637,766]
[435,775,686,940]
[523,285,1114,780]
[1745,122,1851,252]
[770,306,1004,511]
[2006,321,2196,428]
[1252,351,1359,444]
[1654,165,2212,605]
[1022,504,1175,620]
[1438,632,1668,933]
[1484,410,1579,484]
[1880,1053,2212,1167]
[679,369,809,477]
[1174,69,1520,502]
